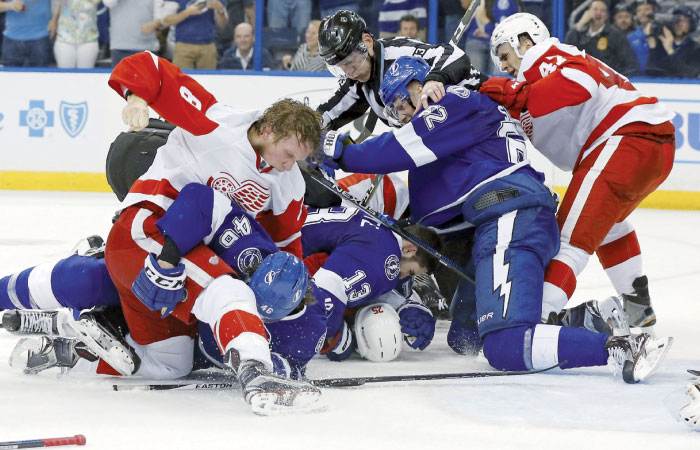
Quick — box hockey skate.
[1,309,76,337]
[413,273,450,319]
[67,309,140,376]
[558,296,630,336]
[605,333,673,383]
[226,351,325,416]
[9,335,98,375]
[622,276,656,328]
[69,235,105,258]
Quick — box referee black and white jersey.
[317,37,487,131]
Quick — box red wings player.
[480,14,675,330]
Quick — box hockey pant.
[542,121,675,318]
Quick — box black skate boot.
[68,307,140,376]
[605,333,673,383]
[9,335,98,375]
[225,349,324,415]
[1,309,75,336]
[413,273,450,319]
[558,296,630,336]
[621,276,656,328]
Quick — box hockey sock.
[542,259,577,320]
[0,267,34,309]
[556,326,609,369]
[597,231,643,295]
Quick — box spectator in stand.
[214,0,253,57]
[164,0,228,70]
[565,0,639,76]
[439,0,466,47]
[463,0,522,74]
[646,6,700,79]
[397,14,420,38]
[319,0,359,21]
[624,0,657,75]
[379,0,427,41]
[0,0,52,67]
[101,0,160,66]
[281,19,326,72]
[267,0,311,39]
[49,0,101,68]
[613,2,635,34]
[219,21,272,70]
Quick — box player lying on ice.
[314,55,673,383]
[1,185,442,380]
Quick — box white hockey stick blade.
[633,336,673,382]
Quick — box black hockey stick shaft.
[310,362,561,387]
[0,435,86,449]
[302,166,474,283]
[112,363,560,391]
[688,369,700,376]
[451,0,482,45]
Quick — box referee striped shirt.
[318,37,486,130]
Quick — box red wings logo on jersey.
[207,172,270,215]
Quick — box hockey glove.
[310,130,353,170]
[479,77,530,112]
[321,320,356,362]
[398,302,436,351]
[132,253,187,318]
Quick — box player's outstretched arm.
[108,51,219,136]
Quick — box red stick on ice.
[0,434,86,449]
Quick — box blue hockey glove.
[132,253,186,318]
[398,302,436,350]
[309,130,353,170]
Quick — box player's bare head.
[319,10,375,81]
[252,99,321,171]
[400,225,442,277]
[491,13,550,75]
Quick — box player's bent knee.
[482,325,534,371]
[192,275,257,324]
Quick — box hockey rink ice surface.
[0,191,698,449]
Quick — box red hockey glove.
[479,77,530,112]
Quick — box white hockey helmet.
[490,13,550,72]
[354,302,402,362]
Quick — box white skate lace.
[19,311,55,334]
[607,344,628,376]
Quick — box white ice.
[0,191,699,449]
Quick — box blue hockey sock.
[0,267,34,309]
[557,326,609,369]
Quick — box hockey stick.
[452,0,482,46]
[113,363,561,391]
[0,435,86,449]
[688,369,700,377]
[301,165,474,283]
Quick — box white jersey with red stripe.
[516,38,674,172]
[108,52,306,257]
[337,172,409,219]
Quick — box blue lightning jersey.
[302,206,408,309]
[338,87,545,227]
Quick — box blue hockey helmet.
[379,56,430,126]
[249,252,309,322]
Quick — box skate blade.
[8,338,42,372]
[633,336,674,382]
[68,320,135,376]
[250,391,327,416]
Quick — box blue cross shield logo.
[19,100,54,137]
[59,101,88,138]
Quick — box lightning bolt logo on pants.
[493,210,517,318]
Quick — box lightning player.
[479,13,676,330]
[317,55,672,383]
[104,51,324,413]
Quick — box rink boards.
[0,68,698,209]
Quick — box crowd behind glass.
[0,0,698,79]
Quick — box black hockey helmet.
[319,10,369,65]
[672,6,699,33]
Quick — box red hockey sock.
[544,259,577,299]
[597,231,641,269]
[214,309,267,353]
